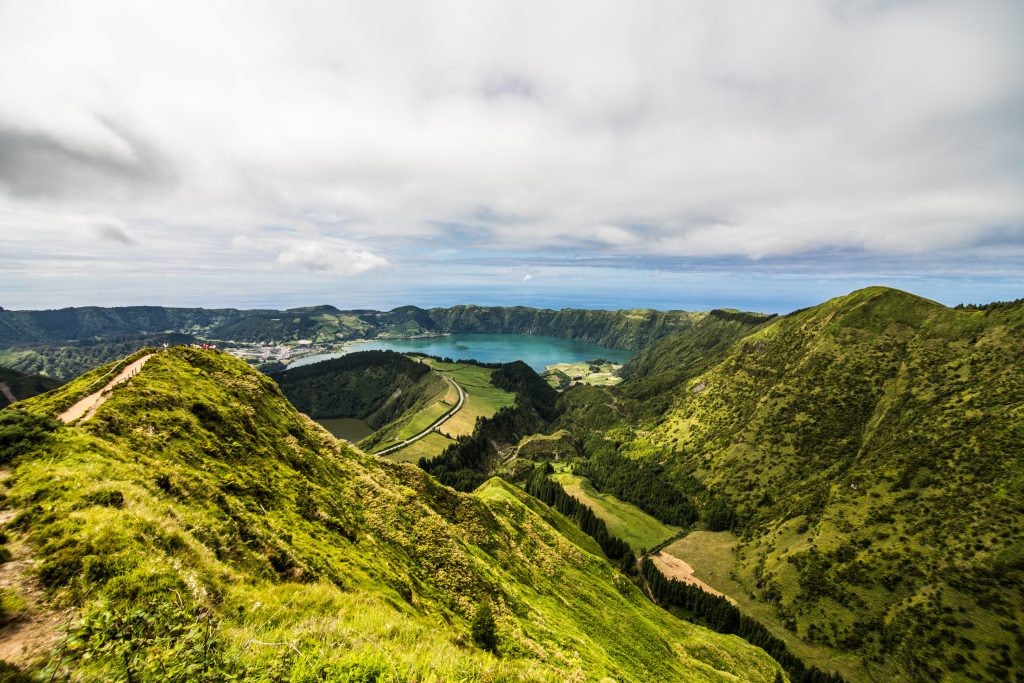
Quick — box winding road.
[376,371,465,456]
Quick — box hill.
[0,368,62,408]
[567,287,1024,681]
[269,351,446,431]
[0,348,784,681]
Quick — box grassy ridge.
[619,287,1024,681]
[0,349,785,681]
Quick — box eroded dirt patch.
[651,550,737,604]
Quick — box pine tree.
[471,602,498,653]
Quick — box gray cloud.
[91,222,136,245]
[0,0,1021,305]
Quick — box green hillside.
[0,348,784,681]
[591,287,1024,681]
[270,351,446,431]
[0,367,63,408]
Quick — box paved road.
[376,371,465,456]
[58,354,154,424]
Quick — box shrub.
[470,602,498,653]
[0,408,60,464]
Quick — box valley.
[0,287,1020,681]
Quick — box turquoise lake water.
[288,334,634,372]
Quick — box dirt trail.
[651,551,737,604]
[0,508,74,667]
[58,353,154,424]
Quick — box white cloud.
[0,0,1021,304]
[276,242,389,277]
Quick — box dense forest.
[271,350,444,428]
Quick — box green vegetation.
[525,465,632,569]
[542,360,623,390]
[420,361,557,490]
[0,348,784,681]
[362,358,517,460]
[271,351,445,430]
[431,359,518,435]
[0,334,194,381]
[640,558,843,683]
[662,532,863,679]
[552,287,1024,682]
[551,472,682,553]
[0,367,63,407]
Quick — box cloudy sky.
[1,0,1022,313]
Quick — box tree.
[471,602,497,653]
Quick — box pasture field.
[663,531,863,681]
[543,361,623,390]
[372,358,515,462]
[551,472,681,552]
[426,360,516,437]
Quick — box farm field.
[542,361,623,390]
[551,472,681,552]
[427,360,516,437]
[373,358,515,462]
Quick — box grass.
[372,359,516,462]
[551,472,682,552]
[1,348,786,682]
[427,360,516,437]
[543,362,623,390]
[663,531,864,681]
[382,432,453,464]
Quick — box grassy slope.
[641,287,1024,682]
[1,348,784,682]
[552,473,682,553]
[371,359,517,462]
[662,532,864,680]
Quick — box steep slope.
[617,309,776,413]
[0,368,62,408]
[626,287,1024,681]
[270,351,446,429]
[0,348,784,681]
[424,306,707,351]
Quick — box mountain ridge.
[0,348,784,681]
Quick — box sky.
[1,0,1022,314]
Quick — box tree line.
[640,557,844,683]
[526,464,633,571]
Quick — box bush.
[470,602,498,653]
[0,408,60,464]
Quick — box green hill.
[0,348,784,681]
[0,367,63,408]
[270,350,446,430]
[579,287,1024,681]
